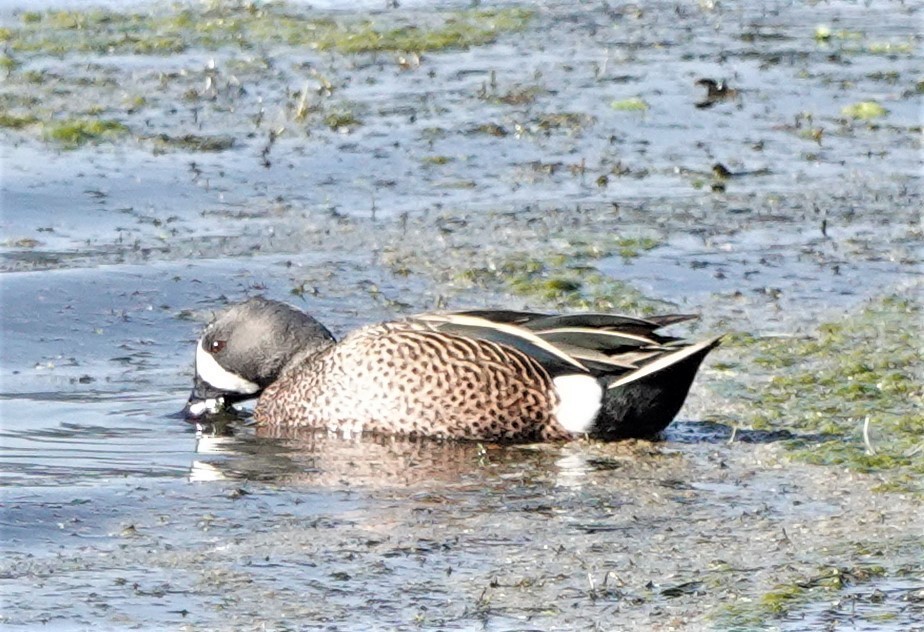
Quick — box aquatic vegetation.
[308,9,533,54]
[716,564,893,627]
[1,237,41,248]
[323,108,362,131]
[613,236,660,259]
[813,25,864,42]
[5,5,533,57]
[479,82,545,106]
[509,269,583,301]
[841,101,888,120]
[421,155,453,166]
[469,123,508,137]
[147,133,235,152]
[610,97,649,111]
[534,112,595,134]
[865,70,900,84]
[436,179,477,190]
[718,294,923,493]
[813,25,914,56]
[124,95,147,113]
[43,117,129,147]
[0,112,39,128]
[866,41,914,55]
[0,53,18,74]
[813,25,831,40]
[455,237,666,313]
[799,126,825,144]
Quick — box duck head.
[184,297,336,419]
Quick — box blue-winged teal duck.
[185,297,721,441]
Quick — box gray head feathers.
[200,297,335,389]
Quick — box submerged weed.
[148,133,235,152]
[614,237,660,259]
[813,25,863,42]
[323,108,362,131]
[6,5,532,57]
[841,101,888,120]
[813,26,914,56]
[43,117,129,147]
[0,112,39,128]
[716,564,893,628]
[718,294,923,492]
[0,53,18,74]
[610,97,649,112]
[421,155,453,166]
[455,236,667,313]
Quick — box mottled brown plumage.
[255,322,570,442]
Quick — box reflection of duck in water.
[191,426,664,490]
[184,298,720,441]
[190,429,498,486]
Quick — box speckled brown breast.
[253,322,571,442]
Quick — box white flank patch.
[553,374,603,434]
[196,339,260,394]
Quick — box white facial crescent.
[196,339,260,394]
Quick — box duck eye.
[209,340,226,354]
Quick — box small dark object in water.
[712,162,734,179]
[695,78,739,108]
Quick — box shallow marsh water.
[0,0,922,630]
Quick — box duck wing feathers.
[413,310,717,382]
[411,313,590,378]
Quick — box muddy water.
[1,0,922,630]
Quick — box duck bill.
[183,375,256,420]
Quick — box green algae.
[841,101,888,120]
[813,25,864,42]
[813,25,914,55]
[613,236,660,259]
[717,294,923,493]
[716,564,893,629]
[309,9,533,54]
[6,5,533,57]
[0,53,18,74]
[610,97,649,112]
[866,41,914,55]
[455,236,666,313]
[0,4,524,143]
[43,117,129,147]
[0,112,39,128]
